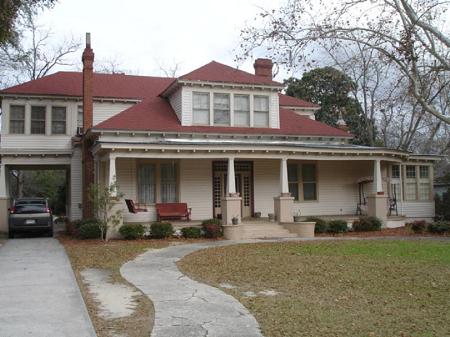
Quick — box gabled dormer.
[161,59,284,128]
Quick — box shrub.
[78,222,102,239]
[181,226,202,239]
[305,217,328,233]
[427,221,450,234]
[327,220,348,233]
[201,218,222,226]
[73,218,100,229]
[353,216,382,232]
[119,224,145,240]
[202,224,223,238]
[408,220,428,234]
[150,222,173,239]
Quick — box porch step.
[242,223,298,239]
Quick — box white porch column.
[94,156,100,185]
[373,159,383,193]
[0,164,7,198]
[227,157,236,196]
[0,164,10,233]
[280,157,289,195]
[274,158,294,223]
[221,156,241,226]
[367,159,388,225]
[108,154,117,196]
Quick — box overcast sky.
[37,0,287,80]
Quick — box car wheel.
[47,229,54,237]
[8,230,15,239]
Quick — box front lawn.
[178,239,450,337]
[60,235,168,337]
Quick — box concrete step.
[242,223,298,239]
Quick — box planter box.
[283,221,315,238]
[223,224,244,240]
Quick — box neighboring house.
[0,35,441,233]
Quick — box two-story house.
[0,34,440,234]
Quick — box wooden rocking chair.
[125,199,148,213]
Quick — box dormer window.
[254,95,269,127]
[214,93,230,125]
[193,92,210,125]
[234,95,250,127]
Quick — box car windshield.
[14,200,47,214]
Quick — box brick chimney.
[82,32,94,130]
[82,33,95,219]
[254,58,273,79]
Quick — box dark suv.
[8,198,53,238]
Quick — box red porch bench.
[156,203,191,222]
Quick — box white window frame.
[213,93,231,126]
[234,94,250,127]
[9,105,26,134]
[253,95,270,128]
[51,106,67,135]
[30,105,46,135]
[192,92,210,125]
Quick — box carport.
[0,150,82,233]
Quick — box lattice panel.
[243,176,250,207]
[213,176,222,208]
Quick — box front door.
[213,162,252,219]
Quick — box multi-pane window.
[406,165,416,178]
[403,165,431,201]
[31,106,46,134]
[9,105,25,134]
[77,105,84,129]
[160,163,177,203]
[288,164,299,201]
[234,95,250,126]
[51,106,66,134]
[391,165,400,179]
[213,93,230,125]
[138,164,156,204]
[302,164,317,200]
[254,95,269,127]
[193,92,210,125]
[419,166,429,178]
[288,163,317,201]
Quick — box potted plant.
[232,216,239,225]
[293,210,302,222]
[254,211,261,218]
[268,213,275,222]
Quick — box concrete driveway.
[0,238,96,337]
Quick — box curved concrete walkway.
[0,238,96,337]
[121,241,264,337]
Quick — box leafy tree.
[285,67,375,145]
[0,0,56,46]
[88,181,124,242]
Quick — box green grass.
[178,240,450,337]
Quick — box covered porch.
[94,146,420,228]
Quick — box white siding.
[1,98,133,151]
[179,159,213,220]
[168,88,182,122]
[116,158,159,223]
[92,102,134,126]
[253,160,372,217]
[253,159,279,216]
[69,147,83,221]
[402,202,435,218]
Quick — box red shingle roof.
[0,72,175,100]
[1,67,349,138]
[278,93,320,108]
[94,98,350,138]
[179,61,282,86]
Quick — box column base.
[367,194,388,223]
[221,196,242,225]
[0,197,11,233]
[274,195,294,223]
